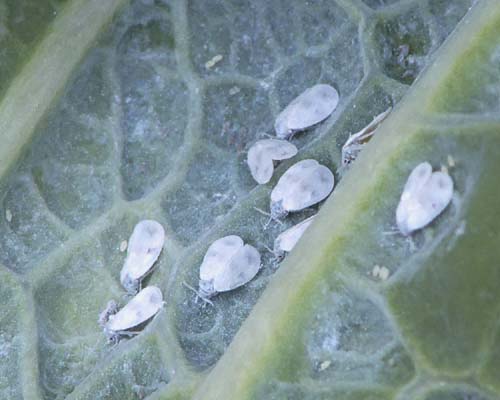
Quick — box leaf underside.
[1,1,499,400]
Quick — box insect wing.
[247,143,275,184]
[396,163,453,235]
[343,108,392,151]
[370,107,392,127]
[341,108,392,166]
[271,159,319,205]
[120,220,165,286]
[283,164,334,211]
[247,140,298,184]
[260,139,298,161]
[410,171,453,231]
[275,84,339,138]
[199,235,244,282]
[213,244,261,292]
[396,163,432,235]
[401,162,433,199]
[284,84,339,131]
[275,215,315,253]
[354,107,392,143]
[421,171,453,211]
[106,286,163,332]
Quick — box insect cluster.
[98,83,455,343]
[183,84,341,304]
[99,220,166,342]
[245,84,339,268]
[184,83,455,304]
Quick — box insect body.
[275,84,339,139]
[100,286,164,342]
[273,215,315,259]
[270,159,334,220]
[247,139,298,184]
[396,162,453,236]
[120,220,165,294]
[197,235,261,300]
[341,108,391,167]
[98,300,118,327]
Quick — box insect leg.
[182,281,214,306]
[253,207,284,229]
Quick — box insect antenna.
[253,207,283,229]
[258,132,275,139]
[382,227,400,236]
[182,281,214,306]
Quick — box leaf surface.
[0,1,496,399]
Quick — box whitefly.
[275,84,339,140]
[247,139,298,184]
[272,215,316,260]
[99,286,164,343]
[185,235,261,303]
[270,159,334,220]
[341,108,391,168]
[120,220,165,293]
[396,161,454,236]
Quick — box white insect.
[396,162,454,236]
[270,159,334,220]
[247,139,298,184]
[100,286,164,342]
[341,108,391,167]
[275,84,339,139]
[120,220,165,293]
[272,215,315,259]
[190,235,261,302]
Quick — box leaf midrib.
[192,1,500,398]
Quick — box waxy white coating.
[270,159,334,219]
[275,84,339,139]
[120,220,165,293]
[247,139,298,184]
[274,215,315,256]
[396,162,453,236]
[105,286,163,339]
[198,235,261,298]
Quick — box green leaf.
[0,0,496,399]
[194,1,500,399]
